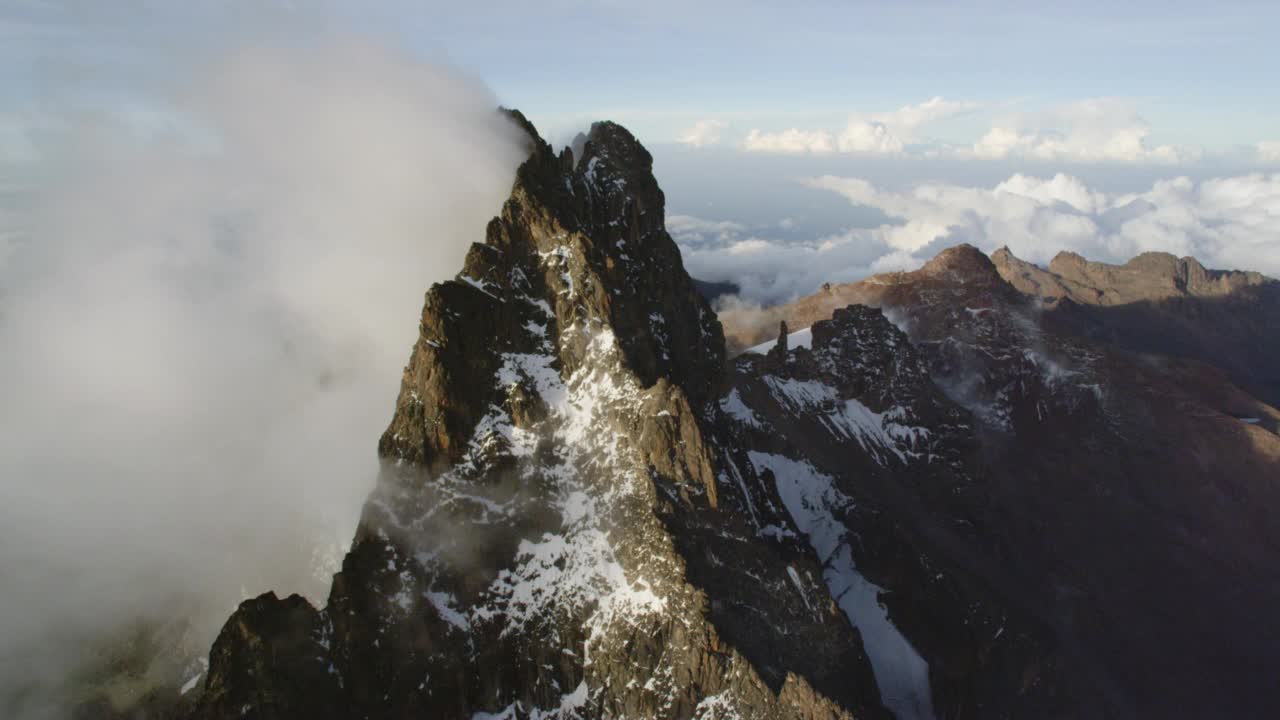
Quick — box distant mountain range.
[113,114,1279,720]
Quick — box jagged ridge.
[191,112,891,720]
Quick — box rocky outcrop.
[691,278,741,303]
[724,304,1076,718]
[720,244,1280,718]
[992,246,1270,305]
[990,246,1280,407]
[188,113,1280,720]
[192,113,893,720]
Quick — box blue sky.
[372,0,1280,151]
[5,1,1280,152]
[4,1,1280,300]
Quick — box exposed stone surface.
[691,277,741,304]
[723,244,1280,718]
[187,114,1280,720]
[725,305,1076,719]
[191,113,891,720]
[991,245,1280,406]
[992,246,1270,305]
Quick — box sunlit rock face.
[991,245,1280,408]
[192,113,887,720]
[188,115,1280,720]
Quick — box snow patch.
[748,451,935,720]
[763,377,929,464]
[719,388,764,429]
[744,326,813,355]
[427,591,471,632]
[475,331,669,660]
[460,275,502,300]
[693,691,744,720]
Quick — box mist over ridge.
[0,33,526,718]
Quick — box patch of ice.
[693,691,743,720]
[526,296,554,318]
[460,275,502,300]
[537,246,576,297]
[763,376,837,407]
[757,524,796,541]
[719,388,764,429]
[721,454,760,528]
[763,378,928,464]
[749,451,935,720]
[471,680,589,720]
[427,591,471,632]
[744,326,813,355]
[786,566,813,611]
[473,331,668,659]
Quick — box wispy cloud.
[967,98,1196,164]
[1259,140,1280,164]
[743,96,977,155]
[740,97,1203,165]
[677,118,727,147]
[743,126,836,154]
[0,36,525,716]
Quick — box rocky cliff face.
[185,117,1280,720]
[991,246,1270,305]
[191,113,891,720]
[724,245,1280,718]
[991,246,1280,407]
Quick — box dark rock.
[190,112,1280,720]
[193,114,889,720]
[991,245,1280,408]
[691,277,741,303]
[721,244,1280,718]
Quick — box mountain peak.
[919,243,1000,281]
[195,115,897,720]
[377,112,724,470]
[186,114,1280,720]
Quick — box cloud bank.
[678,119,727,147]
[0,39,525,716]
[968,99,1194,164]
[673,172,1280,306]
[740,97,1199,165]
[1260,141,1280,164]
[743,96,976,156]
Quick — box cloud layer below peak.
[673,171,1280,306]
[728,97,1215,166]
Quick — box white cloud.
[740,97,1206,164]
[874,96,979,131]
[743,127,835,154]
[0,39,525,714]
[744,96,976,155]
[675,171,1280,306]
[969,98,1196,164]
[667,213,747,247]
[836,120,905,153]
[678,118,727,147]
[812,171,1280,271]
[1259,140,1280,164]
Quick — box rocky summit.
[182,116,1280,720]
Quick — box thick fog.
[0,37,525,717]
